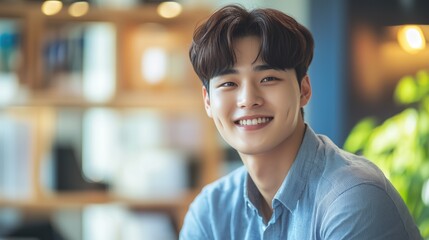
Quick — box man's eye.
[219,82,236,87]
[261,77,279,82]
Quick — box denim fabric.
[180,126,422,240]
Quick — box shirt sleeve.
[179,192,212,240]
[320,184,419,240]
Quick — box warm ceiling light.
[397,25,426,53]
[157,1,182,19]
[41,0,63,16]
[69,1,89,17]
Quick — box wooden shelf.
[0,3,221,236]
[0,3,210,24]
[7,89,204,110]
[0,190,199,231]
[0,190,197,210]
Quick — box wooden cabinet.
[0,3,221,238]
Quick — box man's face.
[202,36,311,155]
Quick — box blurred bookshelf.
[0,2,220,239]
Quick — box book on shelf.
[0,19,22,104]
[42,24,85,93]
[83,204,177,240]
[42,22,116,102]
[0,115,33,200]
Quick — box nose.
[237,83,263,108]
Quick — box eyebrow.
[216,68,238,76]
[216,64,280,77]
[253,64,280,72]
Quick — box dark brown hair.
[190,4,314,92]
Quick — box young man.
[180,4,422,240]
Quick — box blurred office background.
[0,0,428,239]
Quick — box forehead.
[212,35,294,79]
[232,36,263,65]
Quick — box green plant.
[344,70,429,238]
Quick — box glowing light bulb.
[157,1,182,19]
[397,25,426,54]
[69,1,89,17]
[41,0,63,16]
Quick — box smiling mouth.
[235,117,273,126]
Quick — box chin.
[234,144,269,156]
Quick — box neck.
[241,121,306,221]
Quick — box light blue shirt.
[180,126,422,239]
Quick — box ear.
[299,75,312,107]
[202,86,213,118]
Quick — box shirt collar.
[244,173,259,212]
[243,125,320,213]
[274,125,319,212]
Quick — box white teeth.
[238,117,271,126]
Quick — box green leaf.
[345,70,429,237]
[343,117,376,153]
[416,70,429,98]
[423,96,429,113]
[395,75,418,104]
[418,110,429,136]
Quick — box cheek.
[210,94,237,132]
[271,87,300,107]
[211,92,233,113]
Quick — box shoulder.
[314,135,396,210]
[184,165,247,216]
[180,166,247,239]
[312,135,421,239]
[196,165,247,206]
[320,184,421,239]
[303,130,387,191]
[315,134,389,194]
